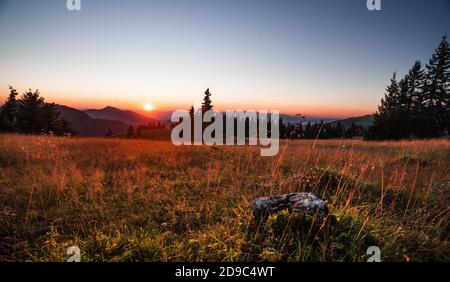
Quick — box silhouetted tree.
[1,87,72,135]
[406,61,427,137]
[368,36,450,139]
[0,86,19,131]
[202,88,213,113]
[127,125,134,138]
[15,89,45,134]
[368,73,402,140]
[423,35,450,136]
[335,122,345,138]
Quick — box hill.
[84,106,158,127]
[57,105,129,136]
[329,115,374,128]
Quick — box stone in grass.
[252,192,329,219]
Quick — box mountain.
[145,110,175,122]
[280,114,337,124]
[57,105,129,136]
[146,111,339,124]
[84,106,158,127]
[329,115,374,129]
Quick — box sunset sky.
[1,0,449,118]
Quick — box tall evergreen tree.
[405,61,427,137]
[368,72,403,139]
[189,105,195,119]
[38,102,64,134]
[0,85,19,131]
[423,35,450,135]
[335,122,345,138]
[7,88,72,135]
[15,89,45,134]
[202,88,213,113]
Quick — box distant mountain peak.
[100,106,122,111]
[84,106,159,127]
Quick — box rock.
[252,192,329,218]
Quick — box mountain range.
[57,106,158,136]
[85,106,159,127]
[56,106,129,136]
[328,115,374,128]
[56,105,373,137]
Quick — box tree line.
[185,89,366,140]
[0,86,73,135]
[367,36,450,140]
[280,121,365,140]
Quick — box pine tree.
[396,76,412,137]
[202,88,213,113]
[0,85,19,131]
[335,122,345,138]
[368,72,402,139]
[423,35,450,136]
[15,89,45,134]
[127,126,134,138]
[189,105,195,119]
[405,61,427,137]
[304,122,313,139]
[38,103,64,135]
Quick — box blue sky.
[0,0,449,118]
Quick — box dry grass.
[0,134,448,262]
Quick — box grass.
[0,134,448,262]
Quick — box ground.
[0,134,448,262]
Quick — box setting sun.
[143,103,154,111]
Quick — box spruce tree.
[127,126,134,138]
[202,88,213,113]
[38,102,64,135]
[369,72,402,139]
[15,89,45,134]
[423,35,450,136]
[0,86,19,131]
[405,61,427,137]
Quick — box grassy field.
[0,134,448,262]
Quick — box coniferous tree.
[423,35,450,136]
[15,89,45,134]
[127,126,134,138]
[405,61,427,137]
[368,72,402,140]
[304,122,313,139]
[38,102,64,135]
[189,105,195,119]
[0,86,19,131]
[201,88,214,139]
[335,122,345,138]
[202,88,213,113]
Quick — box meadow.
[0,134,448,262]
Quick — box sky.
[0,0,449,118]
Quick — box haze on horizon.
[0,0,449,119]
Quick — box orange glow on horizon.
[0,89,375,119]
[143,103,154,112]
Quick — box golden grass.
[0,134,448,262]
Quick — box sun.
[143,103,154,112]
